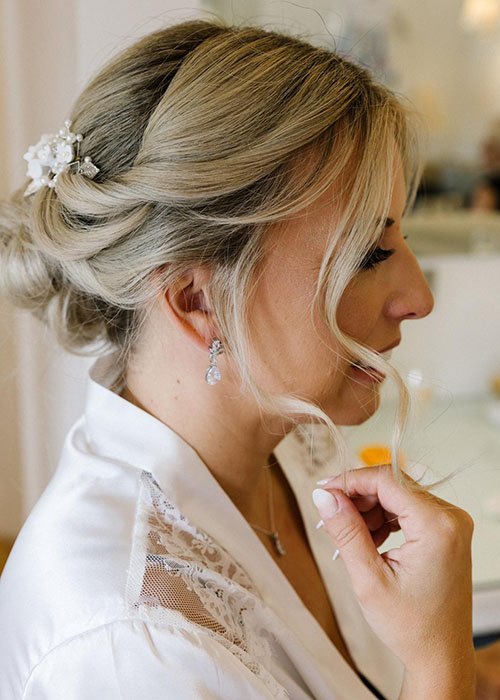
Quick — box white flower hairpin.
[23,119,99,197]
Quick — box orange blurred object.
[359,444,406,469]
[492,375,500,397]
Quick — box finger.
[350,495,400,533]
[312,487,386,592]
[320,465,441,542]
[385,512,401,531]
[351,494,380,513]
[335,484,400,525]
[371,522,393,549]
[350,493,400,526]
[348,498,401,534]
[361,504,386,533]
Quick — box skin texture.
[245,153,433,427]
[317,464,477,697]
[120,152,433,521]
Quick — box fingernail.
[315,519,324,529]
[332,549,340,561]
[316,477,333,485]
[312,488,339,518]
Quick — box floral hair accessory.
[23,119,99,197]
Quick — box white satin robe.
[0,351,404,699]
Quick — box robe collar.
[84,351,402,700]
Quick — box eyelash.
[359,235,408,271]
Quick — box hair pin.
[23,119,99,197]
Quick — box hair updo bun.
[0,17,439,492]
[0,21,228,364]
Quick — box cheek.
[336,279,381,341]
[246,268,346,394]
[248,302,315,392]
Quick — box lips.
[348,343,399,382]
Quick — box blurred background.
[1,0,500,642]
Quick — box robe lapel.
[147,434,382,699]
[86,355,401,699]
[274,429,404,700]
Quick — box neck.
[119,367,293,523]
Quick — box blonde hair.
[0,18,457,495]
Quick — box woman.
[0,18,476,699]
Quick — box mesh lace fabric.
[125,471,289,700]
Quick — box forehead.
[263,148,352,269]
[263,188,339,272]
[263,150,405,269]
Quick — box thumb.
[312,488,383,587]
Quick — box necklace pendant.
[271,532,286,556]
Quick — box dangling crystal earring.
[205,339,223,385]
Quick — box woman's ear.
[157,267,218,351]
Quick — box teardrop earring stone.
[205,365,221,385]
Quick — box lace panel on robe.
[125,471,289,700]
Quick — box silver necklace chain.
[248,461,286,556]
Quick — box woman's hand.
[312,464,476,683]
[475,641,500,699]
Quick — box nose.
[385,251,434,321]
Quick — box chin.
[338,411,377,427]
[291,384,382,426]
[333,390,381,427]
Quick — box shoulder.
[21,617,277,700]
[0,441,144,696]
[1,413,287,700]
[1,464,284,699]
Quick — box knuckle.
[460,509,475,535]
[434,508,473,540]
[377,463,393,476]
[330,520,363,549]
[377,462,406,485]
[379,462,418,488]
[436,511,459,535]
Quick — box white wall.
[0,3,22,539]
[0,0,79,537]
[389,0,500,163]
[204,0,500,163]
[74,1,201,88]
[390,254,500,397]
[0,0,200,533]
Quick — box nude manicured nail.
[316,477,333,486]
[312,488,339,519]
[315,519,324,529]
[332,549,340,561]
